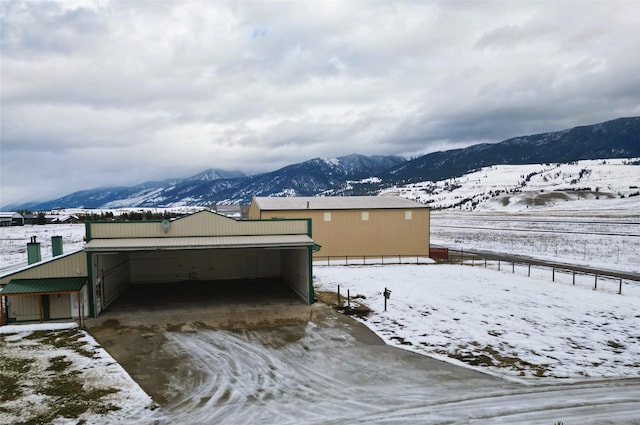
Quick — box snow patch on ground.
[314,264,640,380]
[0,325,157,424]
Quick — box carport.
[84,210,315,317]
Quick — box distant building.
[211,204,249,219]
[248,196,430,259]
[45,214,80,224]
[0,212,24,227]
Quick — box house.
[0,210,315,325]
[248,196,430,260]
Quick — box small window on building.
[324,212,332,222]
[405,210,412,220]
[362,211,369,221]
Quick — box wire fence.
[445,248,640,295]
[312,248,640,296]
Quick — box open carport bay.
[91,246,311,315]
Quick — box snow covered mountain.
[12,154,405,209]
[7,117,639,210]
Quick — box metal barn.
[248,196,430,259]
[0,210,315,325]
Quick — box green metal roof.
[0,277,87,295]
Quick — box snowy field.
[431,209,640,274]
[0,223,86,274]
[314,264,640,380]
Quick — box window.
[324,212,332,222]
[405,210,412,220]
[362,211,369,221]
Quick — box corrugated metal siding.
[257,208,430,258]
[129,249,281,283]
[88,210,309,239]
[7,295,40,322]
[0,251,88,285]
[50,293,71,319]
[1,277,86,295]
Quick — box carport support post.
[77,291,83,327]
[39,295,43,323]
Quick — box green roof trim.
[0,277,87,295]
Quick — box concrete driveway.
[86,287,640,424]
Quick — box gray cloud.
[1,0,639,206]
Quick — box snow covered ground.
[314,264,640,381]
[430,210,640,274]
[0,223,86,274]
[0,323,156,425]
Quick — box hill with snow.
[382,158,640,212]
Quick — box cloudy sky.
[1,0,639,206]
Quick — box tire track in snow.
[161,324,397,424]
[153,322,640,424]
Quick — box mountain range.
[8,116,640,210]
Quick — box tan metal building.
[1,210,315,325]
[248,196,430,259]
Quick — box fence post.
[460,248,464,265]
[337,285,341,305]
[528,263,530,277]
[572,271,576,285]
[512,262,515,273]
[485,258,487,268]
[594,274,598,290]
[498,260,501,271]
[552,268,555,282]
[619,278,622,295]
[347,289,350,308]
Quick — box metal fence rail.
[444,247,640,295]
[313,254,432,266]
